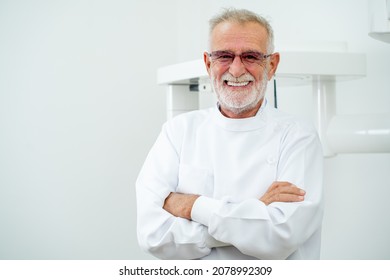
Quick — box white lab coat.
[136,100,324,259]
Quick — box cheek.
[210,65,227,81]
[249,69,263,83]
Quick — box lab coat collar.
[213,99,268,131]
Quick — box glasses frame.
[208,50,273,67]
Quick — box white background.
[0,0,389,259]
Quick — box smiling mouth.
[225,81,251,87]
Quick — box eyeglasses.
[208,50,272,67]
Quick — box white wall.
[0,0,389,259]
[0,0,177,259]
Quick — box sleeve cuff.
[191,196,223,227]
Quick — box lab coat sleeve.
[136,122,213,259]
[191,121,324,259]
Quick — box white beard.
[211,70,268,115]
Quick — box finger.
[260,187,305,205]
[267,181,297,191]
[269,193,305,202]
[269,193,305,203]
[267,186,305,197]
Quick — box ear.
[203,51,212,76]
[267,52,280,81]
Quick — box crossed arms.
[163,181,306,220]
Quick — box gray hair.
[209,8,275,53]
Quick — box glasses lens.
[210,51,234,64]
[241,52,264,64]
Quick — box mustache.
[221,73,255,83]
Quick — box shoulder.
[165,108,213,130]
[265,106,318,137]
[264,107,323,158]
[161,108,213,142]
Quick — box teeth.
[227,81,250,87]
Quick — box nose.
[229,55,247,77]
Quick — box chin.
[212,75,268,115]
[218,94,264,115]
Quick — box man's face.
[204,21,278,117]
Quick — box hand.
[260,181,305,206]
[163,192,200,220]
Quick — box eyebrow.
[215,49,265,54]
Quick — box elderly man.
[136,8,324,260]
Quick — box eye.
[220,54,233,59]
[211,51,234,62]
[216,52,234,60]
[242,52,261,62]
